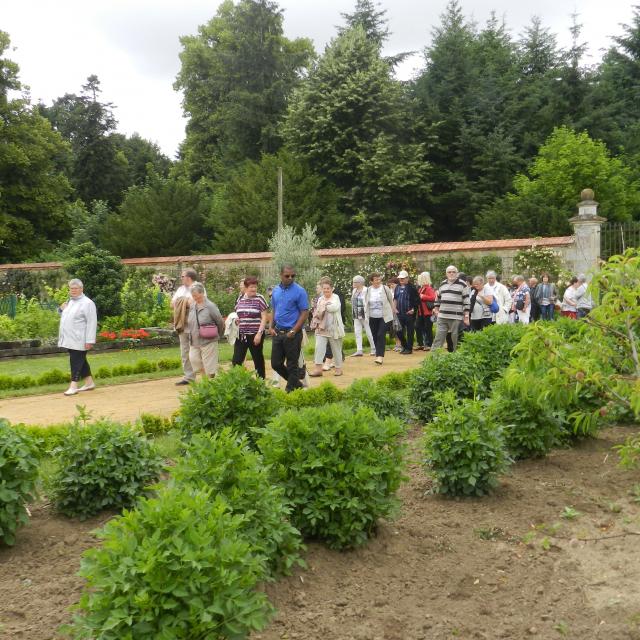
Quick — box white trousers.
[353,317,375,353]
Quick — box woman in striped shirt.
[231,276,269,378]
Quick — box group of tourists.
[56,263,593,396]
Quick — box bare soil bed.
[1,426,639,640]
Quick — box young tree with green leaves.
[474,126,640,238]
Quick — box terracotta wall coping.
[0,236,574,271]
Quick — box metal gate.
[601,222,640,260]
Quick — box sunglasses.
[283,274,296,279]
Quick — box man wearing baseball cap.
[393,270,420,354]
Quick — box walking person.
[171,268,200,386]
[187,283,224,379]
[231,276,269,379]
[469,276,494,331]
[485,271,511,324]
[432,265,470,351]
[58,279,97,396]
[561,276,581,319]
[268,265,309,393]
[350,275,376,357]
[415,272,436,351]
[576,274,594,319]
[510,275,531,324]
[387,277,403,352]
[309,278,345,377]
[534,273,557,321]
[529,277,541,322]
[364,273,396,365]
[394,270,420,354]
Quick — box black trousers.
[270,331,303,392]
[470,318,492,332]
[369,317,390,357]
[416,315,433,347]
[232,333,266,379]
[68,349,91,382]
[397,313,416,351]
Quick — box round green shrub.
[13,422,72,457]
[94,366,112,379]
[487,380,565,459]
[343,377,409,420]
[375,369,414,392]
[410,350,484,423]
[275,380,344,409]
[171,429,303,575]
[156,357,181,371]
[177,367,278,442]
[133,359,156,374]
[423,393,509,497]
[67,487,273,639]
[135,413,172,437]
[0,420,39,545]
[457,322,527,384]
[258,404,406,550]
[49,420,163,519]
[36,368,70,386]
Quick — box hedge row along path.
[0,350,424,426]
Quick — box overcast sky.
[3,0,636,158]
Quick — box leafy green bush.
[110,364,134,377]
[505,323,615,438]
[177,367,278,442]
[156,357,181,371]
[423,393,509,496]
[0,297,61,342]
[457,323,526,384]
[343,378,409,420]
[66,487,273,639]
[171,429,303,575]
[0,420,39,545]
[94,366,112,379]
[615,433,640,469]
[258,404,406,550]
[375,369,414,392]
[132,359,156,374]
[64,242,125,318]
[135,413,173,437]
[410,350,485,423]
[487,380,565,459]
[274,381,344,409]
[36,368,70,386]
[13,422,72,457]
[49,420,163,519]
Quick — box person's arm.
[325,295,341,313]
[254,306,269,346]
[207,301,225,334]
[462,286,471,325]
[85,300,98,349]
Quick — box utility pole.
[277,166,283,231]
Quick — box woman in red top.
[416,272,437,351]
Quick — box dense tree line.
[2,0,640,262]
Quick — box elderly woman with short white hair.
[187,283,225,379]
[58,278,98,396]
[350,274,375,357]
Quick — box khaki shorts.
[189,341,219,376]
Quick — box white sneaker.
[78,383,96,392]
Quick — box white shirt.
[367,286,384,318]
[58,295,97,351]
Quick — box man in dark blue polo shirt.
[268,264,309,392]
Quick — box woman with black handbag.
[187,283,225,379]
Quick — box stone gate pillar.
[568,189,607,276]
